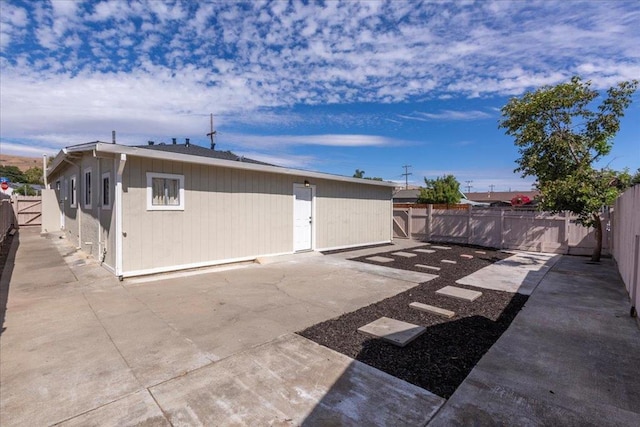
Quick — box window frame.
[101,172,112,210]
[70,175,77,208]
[84,168,92,209]
[146,172,185,211]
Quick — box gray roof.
[133,143,274,166]
[394,189,420,199]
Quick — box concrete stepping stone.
[415,264,441,271]
[431,245,451,250]
[414,249,435,254]
[441,259,457,264]
[475,251,486,254]
[460,254,474,259]
[410,302,455,319]
[357,317,426,347]
[392,251,417,258]
[366,256,395,263]
[436,285,482,302]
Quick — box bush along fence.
[393,204,609,256]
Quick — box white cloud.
[222,133,398,149]
[415,110,492,121]
[0,0,638,156]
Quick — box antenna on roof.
[207,113,217,150]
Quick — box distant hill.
[0,154,43,171]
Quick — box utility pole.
[401,165,412,189]
[489,184,495,193]
[465,180,473,193]
[206,113,217,150]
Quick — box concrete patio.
[1,228,639,426]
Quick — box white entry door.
[293,184,313,252]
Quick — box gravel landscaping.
[298,243,528,399]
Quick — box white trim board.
[121,251,293,278]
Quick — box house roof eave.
[48,142,396,188]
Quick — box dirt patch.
[298,243,526,399]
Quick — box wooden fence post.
[500,209,505,249]
[427,204,433,241]
[564,211,570,254]
[467,204,472,244]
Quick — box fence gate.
[14,196,42,227]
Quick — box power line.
[401,165,412,190]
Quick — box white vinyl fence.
[393,205,608,256]
[611,185,640,314]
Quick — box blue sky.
[1,0,639,191]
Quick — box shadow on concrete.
[299,287,530,424]
[0,232,19,336]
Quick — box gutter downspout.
[95,154,102,261]
[115,153,127,280]
[62,156,82,249]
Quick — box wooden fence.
[0,194,16,244]
[393,205,608,255]
[12,195,42,227]
[611,184,640,315]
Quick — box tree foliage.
[353,169,383,181]
[24,167,44,185]
[500,76,638,261]
[15,184,37,196]
[417,174,461,204]
[0,165,26,183]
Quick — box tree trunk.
[591,213,602,262]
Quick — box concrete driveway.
[0,229,442,426]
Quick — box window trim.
[146,172,185,211]
[101,172,112,210]
[84,168,92,209]
[70,175,77,208]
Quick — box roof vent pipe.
[172,138,177,145]
[185,138,190,147]
[112,130,116,144]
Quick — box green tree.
[0,165,26,183]
[15,184,37,196]
[417,174,461,204]
[500,76,638,261]
[353,169,383,180]
[24,166,44,185]
[632,168,640,185]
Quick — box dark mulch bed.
[298,243,527,399]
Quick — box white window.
[70,175,77,208]
[146,172,184,211]
[102,172,111,209]
[84,168,92,209]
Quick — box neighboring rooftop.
[465,191,540,203]
[134,141,274,166]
